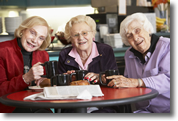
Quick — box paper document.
[24,85,104,100]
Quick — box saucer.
[28,86,43,92]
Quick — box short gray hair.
[120,13,154,46]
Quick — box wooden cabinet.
[0,0,90,7]
[27,0,90,7]
[0,0,26,6]
[27,0,55,7]
[77,0,90,5]
[55,0,90,6]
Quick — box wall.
[0,5,95,35]
[0,10,20,34]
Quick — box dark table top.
[0,86,158,109]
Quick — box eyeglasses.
[126,28,141,39]
[71,31,92,39]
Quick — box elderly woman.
[58,15,118,83]
[0,16,52,113]
[58,15,118,113]
[106,13,170,113]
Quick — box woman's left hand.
[84,72,99,83]
[35,77,46,86]
[106,75,139,88]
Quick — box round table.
[0,86,158,113]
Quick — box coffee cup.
[70,70,88,81]
[99,70,119,86]
[40,61,58,79]
[51,74,71,86]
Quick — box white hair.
[120,13,154,46]
[64,15,96,42]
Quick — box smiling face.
[21,25,48,52]
[70,22,94,53]
[126,20,151,54]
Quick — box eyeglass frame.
[125,27,142,40]
[70,31,93,39]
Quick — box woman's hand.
[100,74,107,84]
[35,78,46,86]
[63,70,76,81]
[36,78,51,87]
[23,62,44,84]
[84,72,99,83]
[64,70,75,74]
[106,75,139,88]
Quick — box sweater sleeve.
[58,51,67,74]
[142,40,170,95]
[0,58,29,97]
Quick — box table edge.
[0,87,159,109]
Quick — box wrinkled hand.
[64,70,75,74]
[101,74,107,84]
[23,62,44,84]
[64,70,76,81]
[84,72,99,83]
[106,75,139,88]
[35,78,46,86]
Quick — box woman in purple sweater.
[106,13,170,113]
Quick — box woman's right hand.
[106,75,140,88]
[63,70,75,75]
[22,62,44,84]
[63,70,76,81]
[101,74,107,84]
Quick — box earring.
[93,38,95,41]
[20,33,23,37]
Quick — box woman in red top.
[0,16,51,113]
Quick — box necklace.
[23,53,32,74]
[24,65,30,74]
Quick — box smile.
[78,41,87,45]
[136,40,143,46]
[27,41,35,48]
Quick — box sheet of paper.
[44,85,104,97]
[118,0,126,15]
[24,85,104,100]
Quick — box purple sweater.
[124,35,170,113]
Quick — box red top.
[0,38,49,113]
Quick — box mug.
[70,70,88,81]
[41,61,58,79]
[99,70,119,86]
[51,74,71,86]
